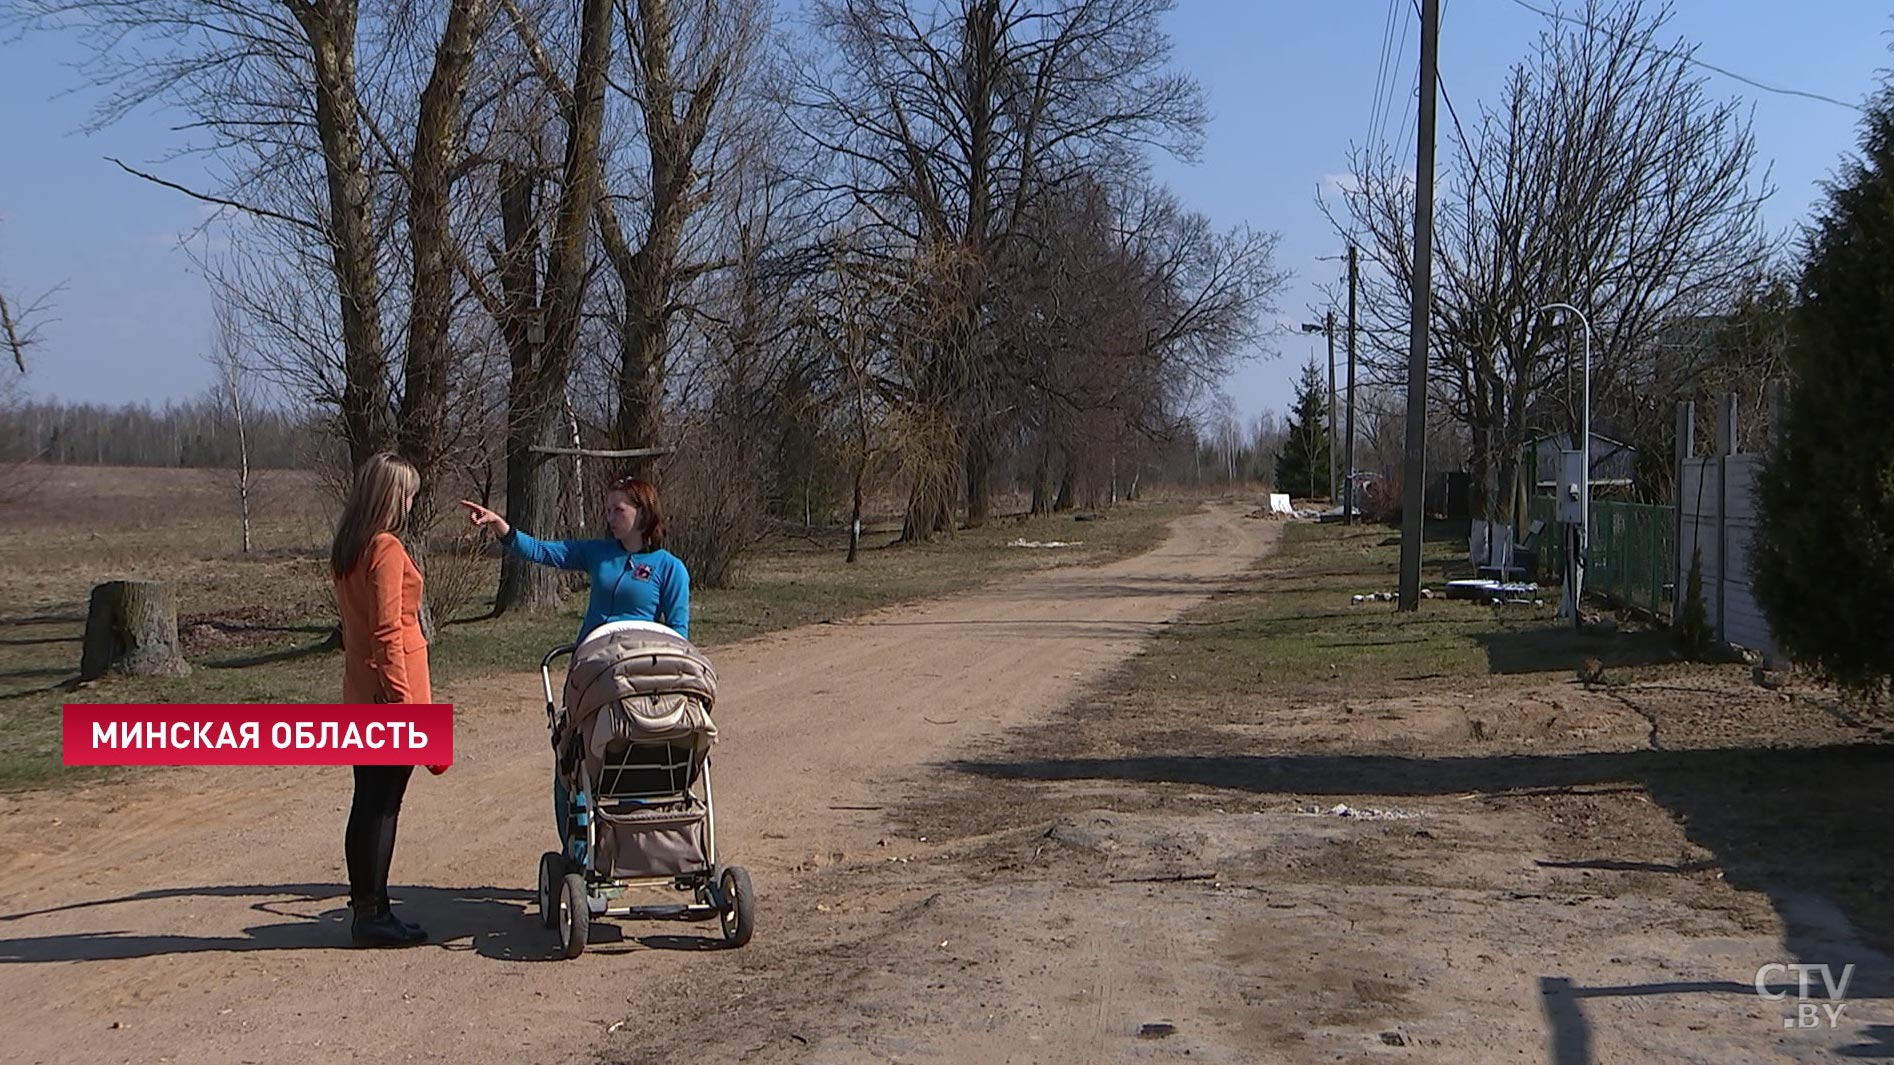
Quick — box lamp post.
[1533,302,1592,629]
[1301,315,1337,505]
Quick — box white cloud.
[1319,171,1362,197]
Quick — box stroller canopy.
[562,620,718,781]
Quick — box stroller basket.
[595,794,709,879]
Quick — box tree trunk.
[238,477,252,553]
[406,536,442,642]
[600,0,726,476]
[81,580,190,680]
[293,1,390,468]
[493,0,613,614]
[965,426,991,528]
[901,474,955,542]
[610,284,667,479]
[398,0,490,487]
[1467,422,1493,523]
[231,367,252,554]
[497,405,565,613]
[1030,435,1053,515]
[1496,445,1521,532]
[847,467,864,564]
[1053,449,1075,512]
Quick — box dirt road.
[0,503,1279,1064]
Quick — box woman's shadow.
[0,882,573,963]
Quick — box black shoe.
[351,906,427,947]
[374,894,428,941]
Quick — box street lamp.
[1301,315,1338,506]
[1533,302,1592,629]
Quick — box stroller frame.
[536,641,754,958]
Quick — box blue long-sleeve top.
[501,528,690,644]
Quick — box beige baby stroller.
[536,620,753,958]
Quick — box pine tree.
[1274,358,1331,499]
[1752,78,1894,694]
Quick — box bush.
[662,425,768,589]
[1676,546,1711,660]
[421,530,494,629]
[1363,473,1403,524]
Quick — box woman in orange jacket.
[331,452,431,947]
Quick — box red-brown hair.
[609,476,665,549]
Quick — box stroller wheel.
[538,852,565,930]
[559,873,590,959]
[719,866,755,947]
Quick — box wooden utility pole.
[1397,0,1439,611]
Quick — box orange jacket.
[335,532,431,704]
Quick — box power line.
[1367,0,1400,148]
[1504,0,1864,113]
[1437,74,1485,203]
[1386,0,1416,143]
[1396,49,1419,165]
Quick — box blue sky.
[1,2,1889,424]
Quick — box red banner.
[62,704,454,768]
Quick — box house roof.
[1529,430,1636,451]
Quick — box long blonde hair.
[331,452,421,577]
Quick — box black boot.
[351,902,427,947]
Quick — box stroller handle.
[540,642,578,729]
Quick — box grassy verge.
[1138,519,1679,701]
[0,497,1195,791]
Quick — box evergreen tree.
[1274,358,1331,499]
[1753,77,1894,694]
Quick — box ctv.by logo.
[1755,963,1853,1029]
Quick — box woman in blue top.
[458,476,690,842]
[458,476,689,644]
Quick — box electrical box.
[1556,450,1585,524]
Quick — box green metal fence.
[1524,497,1675,620]
[1526,495,1563,582]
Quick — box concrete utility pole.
[1325,311,1338,503]
[1345,244,1359,525]
[1300,312,1340,504]
[1397,0,1439,612]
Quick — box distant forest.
[1,398,328,469]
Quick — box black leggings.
[345,765,414,911]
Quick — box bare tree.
[14,0,497,485]
[1327,0,1769,524]
[803,227,934,560]
[497,0,777,485]
[997,174,1281,510]
[397,0,497,501]
[0,284,55,375]
[487,0,615,613]
[0,266,56,504]
[602,0,769,467]
[800,0,1208,538]
[206,293,259,552]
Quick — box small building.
[1530,431,1638,493]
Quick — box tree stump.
[80,580,191,680]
